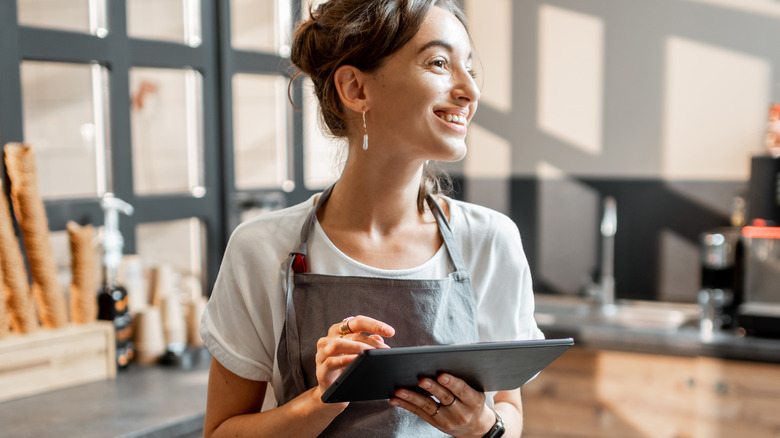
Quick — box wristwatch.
[482,407,505,438]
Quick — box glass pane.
[303,78,343,189]
[136,218,205,294]
[18,0,106,36]
[231,0,291,56]
[232,74,290,190]
[130,67,204,196]
[126,0,201,46]
[230,0,292,57]
[21,61,109,199]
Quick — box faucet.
[585,196,617,314]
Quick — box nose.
[453,67,480,105]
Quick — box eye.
[430,58,448,70]
[466,67,477,79]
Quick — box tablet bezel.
[320,337,574,403]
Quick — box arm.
[494,388,523,438]
[203,316,395,438]
[203,357,346,438]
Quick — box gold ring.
[340,316,355,336]
[431,404,441,418]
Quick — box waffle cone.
[0,266,8,338]
[5,143,67,328]
[67,222,98,324]
[0,176,38,333]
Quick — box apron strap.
[426,194,469,275]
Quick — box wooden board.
[0,321,115,403]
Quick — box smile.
[435,112,468,126]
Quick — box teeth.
[440,113,468,125]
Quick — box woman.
[201,0,543,436]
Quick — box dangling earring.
[362,109,368,151]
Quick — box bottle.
[97,194,135,369]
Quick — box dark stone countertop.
[0,349,210,438]
[534,294,780,364]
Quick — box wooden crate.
[0,321,116,403]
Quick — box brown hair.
[290,0,468,212]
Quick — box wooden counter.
[523,346,780,437]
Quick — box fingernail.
[439,375,450,384]
[420,380,431,389]
[389,399,400,407]
[398,391,408,399]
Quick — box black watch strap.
[482,407,505,438]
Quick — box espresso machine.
[737,150,780,338]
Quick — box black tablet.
[321,338,574,403]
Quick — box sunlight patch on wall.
[662,36,770,181]
[683,0,780,19]
[466,0,512,113]
[537,5,604,156]
[465,123,511,179]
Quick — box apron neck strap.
[425,193,468,273]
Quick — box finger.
[393,389,440,417]
[436,373,484,406]
[367,334,390,348]
[315,336,378,361]
[328,315,395,338]
[319,353,359,369]
[419,378,456,407]
[344,332,390,349]
[389,397,440,426]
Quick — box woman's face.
[363,5,480,163]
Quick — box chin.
[444,144,468,162]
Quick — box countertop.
[534,294,780,364]
[0,349,210,438]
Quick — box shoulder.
[443,197,527,269]
[444,197,520,241]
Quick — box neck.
[318,140,431,235]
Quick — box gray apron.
[276,184,480,437]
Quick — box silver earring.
[362,110,368,151]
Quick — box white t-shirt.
[201,194,544,403]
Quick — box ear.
[333,65,368,113]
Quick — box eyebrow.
[418,39,473,61]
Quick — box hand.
[314,315,395,401]
[389,373,495,438]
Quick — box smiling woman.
[200,1,543,437]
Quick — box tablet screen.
[321,338,574,403]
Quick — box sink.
[534,295,701,331]
[603,300,700,330]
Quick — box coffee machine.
[737,152,780,337]
[738,225,780,338]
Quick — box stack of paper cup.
[162,296,187,347]
[187,296,207,347]
[133,306,166,364]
